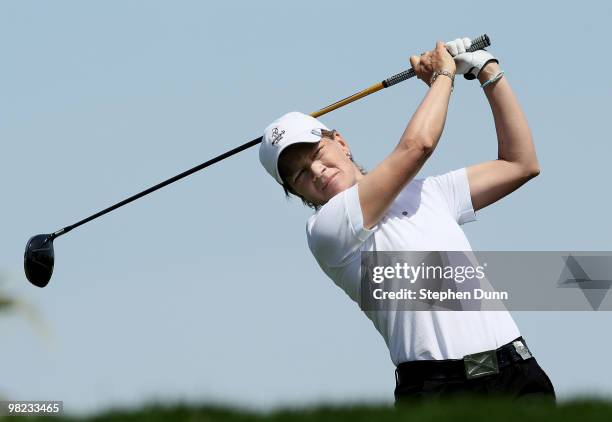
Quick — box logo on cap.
[270,127,285,146]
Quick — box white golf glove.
[445,37,498,80]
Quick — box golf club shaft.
[51,34,490,239]
[312,34,490,116]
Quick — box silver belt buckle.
[464,350,499,380]
[513,340,532,360]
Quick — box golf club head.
[24,234,55,288]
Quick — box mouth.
[322,172,338,192]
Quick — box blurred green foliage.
[0,277,16,313]
[15,398,612,421]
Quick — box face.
[278,131,363,206]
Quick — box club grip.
[382,34,491,88]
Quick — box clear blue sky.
[1,0,611,416]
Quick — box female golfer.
[259,37,555,400]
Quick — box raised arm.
[358,41,456,229]
[465,61,540,211]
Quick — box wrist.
[477,61,501,84]
[430,69,455,90]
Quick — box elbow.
[522,163,541,179]
[400,135,435,157]
[407,135,436,156]
[418,137,436,155]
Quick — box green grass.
[12,398,612,422]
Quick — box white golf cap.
[259,111,330,184]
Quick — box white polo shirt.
[306,168,520,366]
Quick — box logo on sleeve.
[270,127,285,146]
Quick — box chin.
[325,177,350,199]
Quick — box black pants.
[395,342,556,401]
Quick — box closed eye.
[293,144,323,183]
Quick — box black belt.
[395,337,533,384]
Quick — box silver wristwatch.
[430,70,455,92]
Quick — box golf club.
[24,34,491,288]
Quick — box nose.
[310,161,327,186]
